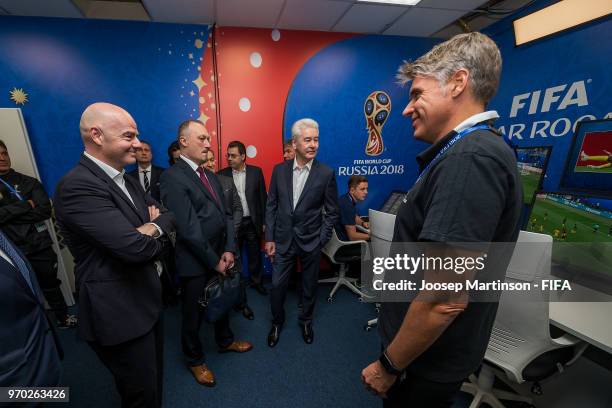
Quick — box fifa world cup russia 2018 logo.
[364,91,391,156]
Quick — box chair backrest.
[365,210,396,298]
[322,229,344,263]
[485,230,554,382]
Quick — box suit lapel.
[79,156,144,223]
[295,160,318,210]
[0,255,38,302]
[284,160,294,211]
[177,160,222,211]
[125,176,149,222]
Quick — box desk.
[549,302,612,354]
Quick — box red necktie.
[196,167,220,204]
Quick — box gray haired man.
[362,32,522,407]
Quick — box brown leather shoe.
[219,340,253,353]
[189,364,216,387]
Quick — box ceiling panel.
[417,0,489,11]
[0,0,82,18]
[384,6,466,36]
[143,0,213,24]
[333,3,406,34]
[217,0,283,28]
[278,0,351,31]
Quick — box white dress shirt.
[84,152,135,206]
[84,151,163,238]
[232,166,250,217]
[292,158,313,210]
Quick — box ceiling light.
[513,0,612,46]
[357,0,422,6]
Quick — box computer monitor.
[526,192,612,295]
[379,190,407,215]
[515,146,551,205]
[561,119,612,197]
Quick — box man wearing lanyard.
[361,32,522,407]
[0,140,76,329]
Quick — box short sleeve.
[339,198,357,226]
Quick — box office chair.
[461,231,587,408]
[363,210,396,331]
[319,229,369,302]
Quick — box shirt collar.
[84,151,124,180]
[416,110,499,171]
[293,158,313,172]
[232,165,246,174]
[180,155,200,172]
[139,164,152,173]
[453,110,499,133]
[347,192,356,205]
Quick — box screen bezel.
[560,118,612,198]
[514,145,552,205]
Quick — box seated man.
[336,175,370,242]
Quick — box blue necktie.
[0,230,35,293]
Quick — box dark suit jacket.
[127,164,165,202]
[0,235,61,388]
[217,174,243,236]
[265,159,339,254]
[219,164,267,236]
[54,155,175,346]
[160,159,235,278]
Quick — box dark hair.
[228,140,246,156]
[167,140,180,165]
[177,119,205,141]
[138,140,151,149]
[0,140,6,150]
[283,140,293,148]
[348,175,368,189]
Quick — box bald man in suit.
[54,102,175,408]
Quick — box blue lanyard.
[0,177,24,201]
[414,124,490,186]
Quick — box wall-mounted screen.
[515,146,551,205]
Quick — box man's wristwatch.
[379,350,402,376]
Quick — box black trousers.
[237,217,263,284]
[26,246,68,322]
[271,241,321,326]
[89,317,164,408]
[383,371,463,408]
[181,274,234,367]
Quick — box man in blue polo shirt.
[336,175,370,242]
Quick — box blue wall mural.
[486,3,612,193]
[0,16,208,193]
[284,35,439,212]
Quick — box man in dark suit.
[54,102,176,408]
[205,150,254,320]
[160,120,252,388]
[0,230,62,392]
[127,140,164,201]
[265,118,339,347]
[219,141,268,295]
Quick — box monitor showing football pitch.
[515,146,551,205]
[561,119,612,197]
[527,192,612,295]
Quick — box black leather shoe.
[267,325,281,347]
[301,323,314,344]
[242,305,254,320]
[252,282,268,296]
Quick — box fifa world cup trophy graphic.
[364,91,391,156]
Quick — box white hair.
[291,118,319,140]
